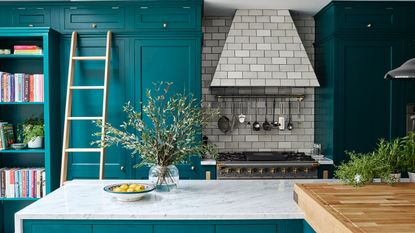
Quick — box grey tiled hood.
[210,9,319,87]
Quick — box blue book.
[10,74,14,102]
[27,169,30,198]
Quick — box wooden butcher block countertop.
[294,183,415,233]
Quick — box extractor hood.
[385,58,415,79]
[210,9,319,87]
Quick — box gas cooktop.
[217,151,315,162]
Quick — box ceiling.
[204,0,413,16]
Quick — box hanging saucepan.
[218,101,231,133]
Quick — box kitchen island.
[295,182,415,233]
[15,180,328,233]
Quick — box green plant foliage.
[401,132,415,172]
[20,117,44,144]
[375,138,404,173]
[92,82,219,168]
[335,151,395,186]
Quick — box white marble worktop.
[15,179,333,232]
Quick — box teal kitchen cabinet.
[63,6,126,32]
[134,5,200,30]
[314,1,414,164]
[154,225,214,233]
[60,36,133,179]
[134,37,202,179]
[216,224,276,233]
[31,224,91,233]
[11,6,51,27]
[94,225,153,233]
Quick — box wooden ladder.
[60,31,112,186]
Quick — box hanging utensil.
[238,102,246,123]
[262,99,272,131]
[272,98,280,128]
[287,100,293,131]
[278,102,285,131]
[218,101,231,133]
[253,98,261,131]
[246,100,251,126]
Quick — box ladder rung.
[65,148,102,153]
[67,117,103,121]
[70,86,105,90]
[72,56,106,60]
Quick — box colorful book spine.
[13,45,41,50]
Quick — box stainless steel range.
[216,151,319,179]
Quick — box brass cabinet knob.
[120,166,125,172]
[92,23,97,28]
[191,166,195,171]
[367,23,372,28]
[28,24,34,27]
[163,22,168,28]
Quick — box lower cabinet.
[23,220,315,233]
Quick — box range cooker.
[216,151,319,179]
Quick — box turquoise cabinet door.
[336,5,403,32]
[134,6,199,30]
[134,38,201,179]
[155,225,214,233]
[216,225,276,233]
[29,224,91,233]
[63,6,126,32]
[11,6,51,27]
[93,225,153,233]
[337,39,400,161]
[60,36,132,179]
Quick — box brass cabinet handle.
[163,22,168,28]
[91,23,97,29]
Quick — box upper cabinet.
[134,6,199,30]
[63,6,126,32]
[11,6,51,27]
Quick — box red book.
[13,45,40,50]
[29,75,34,102]
[10,169,14,198]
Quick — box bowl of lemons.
[104,183,156,202]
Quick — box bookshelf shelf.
[0,197,39,201]
[0,102,44,105]
[0,54,43,59]
[0,149,45,154]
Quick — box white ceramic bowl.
[103,183,155,202]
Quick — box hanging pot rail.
[216,94,305,102]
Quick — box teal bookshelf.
[0,28,61,233]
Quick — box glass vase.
[149,165,179,192]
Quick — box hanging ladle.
[272,98,280,128]
[252,98,261,131]
[287,99,293,131]
[262,99,272,131]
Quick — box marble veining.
[15,179,334,233]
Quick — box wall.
[201,13,316,154]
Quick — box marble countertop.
[15,179,334,232]
[201,157,334,166]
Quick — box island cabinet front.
[22,220,310,233]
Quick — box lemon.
[126,188,135,192]
[119,184,129,190]
[134,186,145,192]
[129,184,138,189]
[113,187,122,192]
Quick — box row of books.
[0,122,14,150]
[0,168,46,198]
[13,45,43,55]
[0,72,44,102]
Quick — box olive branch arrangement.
[91,82,218,170]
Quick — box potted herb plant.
[401,132,415,182]
[375,138,403,181]
[335,151,395,186]
[21,118,44,149]
[93,82,218,191]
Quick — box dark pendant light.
[385,58,415,79]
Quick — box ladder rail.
[60,32,77,186]
[60,31,111,186]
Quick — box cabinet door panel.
[94,224,153,233]
[134,38,201,179]
[12,7,51,27]
[216,225,276,233]
[155,225,213,233]
[30,224,91,233]
[64,6,126,31]
[60,37,132,179]
[339,39,399,158]
[134,6,198,30]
